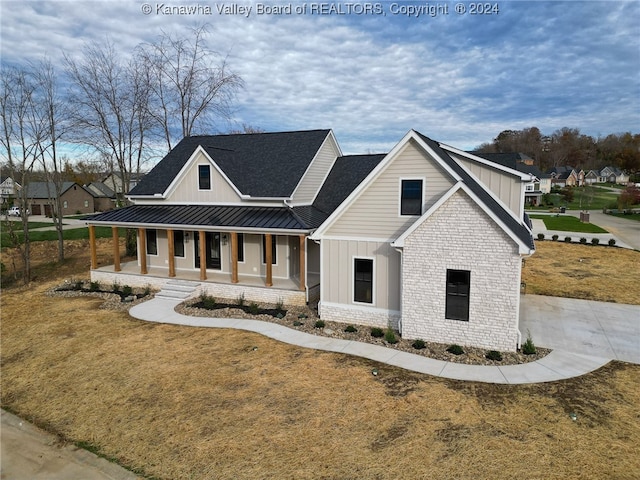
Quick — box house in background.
[84,182,116,212]
[86,129,535,352]
[26,182,95,216]
[598,166,629,184]
[102,172,145,199]
[0,176,20,207]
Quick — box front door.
[195,232,221,270]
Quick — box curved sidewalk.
[130,298,611,385]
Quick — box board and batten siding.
[291,134,339,205]
[450,153,523,217]
[321,239,401,311]
[325,139,455,240]
[166,151,243,204]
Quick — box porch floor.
[94,262,319,292]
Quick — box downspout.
[393,245,403,335]
[516,248,536,349]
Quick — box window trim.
[173,230,185,258]
[399,178,425,216]
[445,269,470,322]
[353,256,375,305]
[146,229,158,256]
[198,164,211,191]
[261,234,277,265]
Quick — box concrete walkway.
[127,295,640,385]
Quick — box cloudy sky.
[1,0,638,154]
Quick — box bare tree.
[139,26,244,151]
[0,65,42,283]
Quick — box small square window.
[198,165,211,190]
[446,269,470,321]
[401,179,423,216]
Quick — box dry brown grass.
[2,240,640,479]
[523,241,640,304]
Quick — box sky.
[1,0,638,155]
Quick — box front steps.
[156,280,201,300]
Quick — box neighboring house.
[26,182,95,216]
[584,170,599,185]
[546,166,578,188]
[103,172,145,197]
[86,129,535,352]
[0,176,20,206]
[598,166,629,184]
[84,182,116,212]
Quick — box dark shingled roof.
[130,129,332,198]
[418,133,535,250]
[85,205,311,231]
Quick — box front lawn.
[528,214,608,233]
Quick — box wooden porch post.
[112,226,121,272]
[299,234,306,291]
[88,225,97,270]
[231,231,238,284]
[138,228,147,274]
[167,229,176,277]
[199,230,207,281]
[265,233,273,287]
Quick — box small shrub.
[344,325,358,333]
[298,313,308,319]
[121,285,133,296]
[370,327,384,338]
[564,236,572,243]
[591,238,600,245]
[446,344,464,355]
[293,320,303,327]
[486,350,503,361]
[89,281,100,292]
[236,293,246,306]
[276,297,284,312]
[412,339,426,350]
[72,279,83,290]
[552,234,559,241]
[143,285,151,297]
[314,320,325,329]
[112,282,120,293]
[249,302,259,315]
[522,332,536,355]
[200,294,217,310]
[608,238,616,246]
[579,237,587,244]
[384,329,398,344]
[537,233,545,241]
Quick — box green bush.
[344,325,358,333]
[384,329,398,344]
[293,320,303,327]
[564,236,572,243]
[446,344,464,355]
[89,281,100,292]
[370,327,384,338]
[412,339,426,350]
[591,238,600,245]
[122,285,133,296]
[486,350,503,361]
[522,332,536,355]
[537,233,545,241]
[314,320,325,329]
[236,293,245,306]
[249,302,259,315]
[608,238,616,246]
[552,234,559,241]
[580,237,587,244]
[112,282,120,293]
[276,297,284,312]
[200,294,217,310]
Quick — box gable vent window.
[445,269,470,321]
[401,179,423,216]
[198,165,211,190]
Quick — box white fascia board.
[392,182,533,254]
[289,130,341,206]
[441,144,534,182]
[162,145,245,199]
[311,130,460,239]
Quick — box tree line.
[475,126,640,175]
[0,26,243,283]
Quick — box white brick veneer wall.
[401,190,523,352]
[319,302,401,330]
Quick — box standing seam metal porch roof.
[84,205,313,230]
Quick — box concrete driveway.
[520,295,640,364]
[565,210,640,250]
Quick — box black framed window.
[262,235,276,264]
[237,233,244,262]
[446,269,470,321]
[198,165,211,190]
[354,258,373,304]
[146,229,158,255]
[401,179,423,215]
[173,230,185,257]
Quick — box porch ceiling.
[84,204,313,233]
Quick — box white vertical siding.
[290,134,339,205]
[326,140,455,239]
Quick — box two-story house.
[86,129,535,352]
